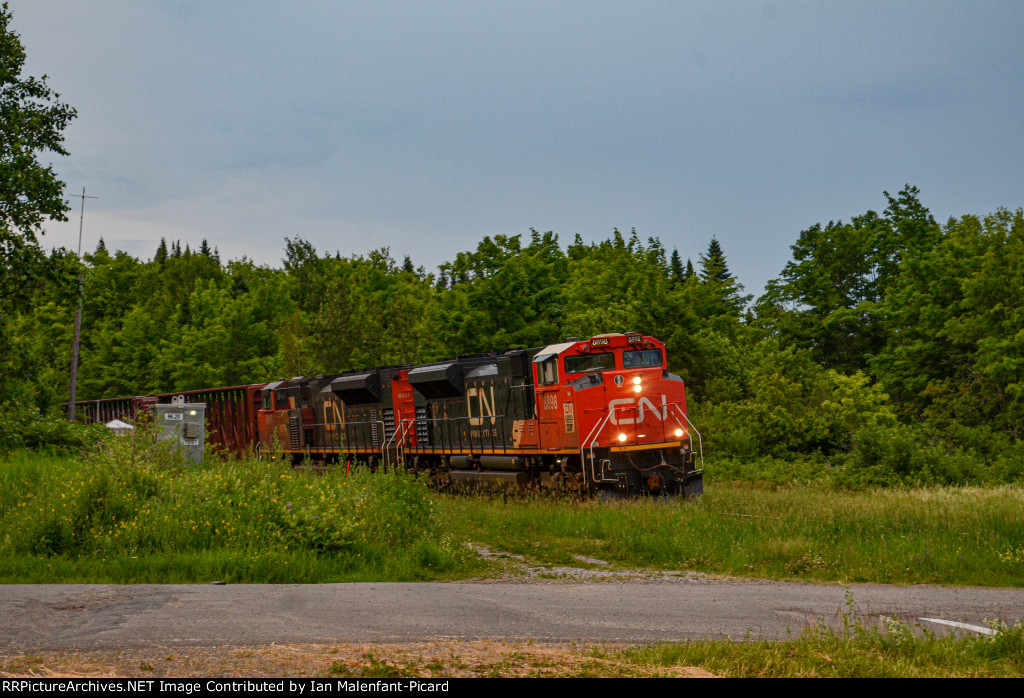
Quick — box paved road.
[2,578,1022,651]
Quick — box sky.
[11,0,1024,296]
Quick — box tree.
[698,237,730,284]
[669,248,685,286]
[0,2,76,411]
[0,3,76,239]
[1,2,76,309]
[872,208,1024,436]
[696,236,750,319]
[431,230,565,355]
[153,238,168,266]
[757,186,941,373]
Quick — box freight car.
[74,384,265,459]
[76,332,703,497]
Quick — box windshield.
[623,349,663,369]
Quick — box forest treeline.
[3,5,1022,486]
[2,184,1023,486]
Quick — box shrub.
[0,398,108,455]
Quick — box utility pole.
[67,187,97,421]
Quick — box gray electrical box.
[154,396,206,463]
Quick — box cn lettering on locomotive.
[607,395,668,425]
[74,333,703,498]
[466,387,497,427]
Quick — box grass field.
[0,445,480,583]
[615,616,1024,678]
[2,442,1024,677]
[442,483,1024,587]
[2,442,1023,586]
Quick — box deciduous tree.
[0,2,76,410]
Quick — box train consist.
[76,333,703,497]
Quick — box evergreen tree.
[669,248,686,286]
[699,236,730,283]
[154,238,168,265]
[696,237,749,318]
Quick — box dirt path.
[0,640,714,678]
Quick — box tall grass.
[617,615,1024,677]
[3,436,1023,586]
[0,434,478,583]
[442,483,1024,586]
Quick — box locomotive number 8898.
[258,332,703,497]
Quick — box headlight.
[618,433,627,442]
[632,376,642,385]
[674,428,684,438]
[633,385,642,393]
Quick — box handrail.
[668,404,704,471]
[578,401,704,484]
[300,404,704,475]
[579,404,633,485]
[381,418,416,468]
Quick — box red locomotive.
[76,332,703,497]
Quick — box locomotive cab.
[258,378,316,458]
[532,333,702,497]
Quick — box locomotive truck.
[75,332,703,497]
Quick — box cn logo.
[608,395,668,425]
[467,386,497,426]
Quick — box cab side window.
[538,357,559,385]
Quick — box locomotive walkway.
[2,577,1022,651]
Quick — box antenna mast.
[67,186,97,421]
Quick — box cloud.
[15,1,1024,296]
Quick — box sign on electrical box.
[153,396,206,462]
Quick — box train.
[74,332,704,497]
